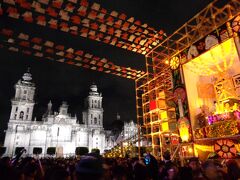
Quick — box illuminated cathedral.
[4,69,115,156]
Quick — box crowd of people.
[1,150,240,180]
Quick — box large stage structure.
[136,0,240,160]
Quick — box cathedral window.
[99,114,100,119]
[14,114,17,119]
[94,117,97,124]
[19,111,24,120]
[24,90,27,94]
[15,107,18,112]
[27,108,29,113]
[91,114,93,118]
[26,115,28,120]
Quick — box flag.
[18,33,29,40]
[32,44,42,50]
[46,7,58,17]
[74,56,82,61]
[110,11,118,17]
[36,15,46,26]
[22,11,33,22]
[56,51,64,56]
[59,10,69,21]
[66,48,74,53]
[91,3,100,11]
[9,46,18,52]
[44,41,54,47]
[19,41,30,47]
[32,2,45,13]
[65,3,75,12]
[55,45,64,50]
[45,48,54,54]
[4,0,15,5]
[80,0,88,7]
[71,15,81,24]
[78,6,87,16]
[88,10,97,20]
[48,19,58,29]
[34,52,43,57]
[60,22,69,32]
[7,38,14,43]
[119,13,126,20]
[38,0,49,5]
[52,0,63,9]
[19,1,31,9]
[7,7,19,19]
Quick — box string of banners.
[0,28,145,80]
[1,0,166,55]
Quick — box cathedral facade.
[4,70,114,156]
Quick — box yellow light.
[194,145,198,157]
[183,38,238,76]
[160,111,167,120]
[195,98,203,108]
[165,60,169,64]
[179,127,189,142]
[178,118,190,142]
[235,144,240,152]
[194,144,214,152]
[188,147,193,153]
[162,122,169,131]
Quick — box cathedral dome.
[90,84,98,92]
[22,68,32,82]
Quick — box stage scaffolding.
[135,0,240,159]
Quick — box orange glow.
[179,127,189,142]
[188,147,193,153]
[182,38,240,130]
[178,117,190,142]
[184,38,238,76]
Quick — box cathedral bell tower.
[82,84,103,128]
[10,68,35,121]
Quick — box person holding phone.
[144,152,159,180]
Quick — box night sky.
[0,0,213,143]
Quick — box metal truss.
[147,0,240,76]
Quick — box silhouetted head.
[163,150,171,161]
[75,154,103,180]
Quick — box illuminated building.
[116,120,138,144]
[123,120,138,139]
[3,69,114,156]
